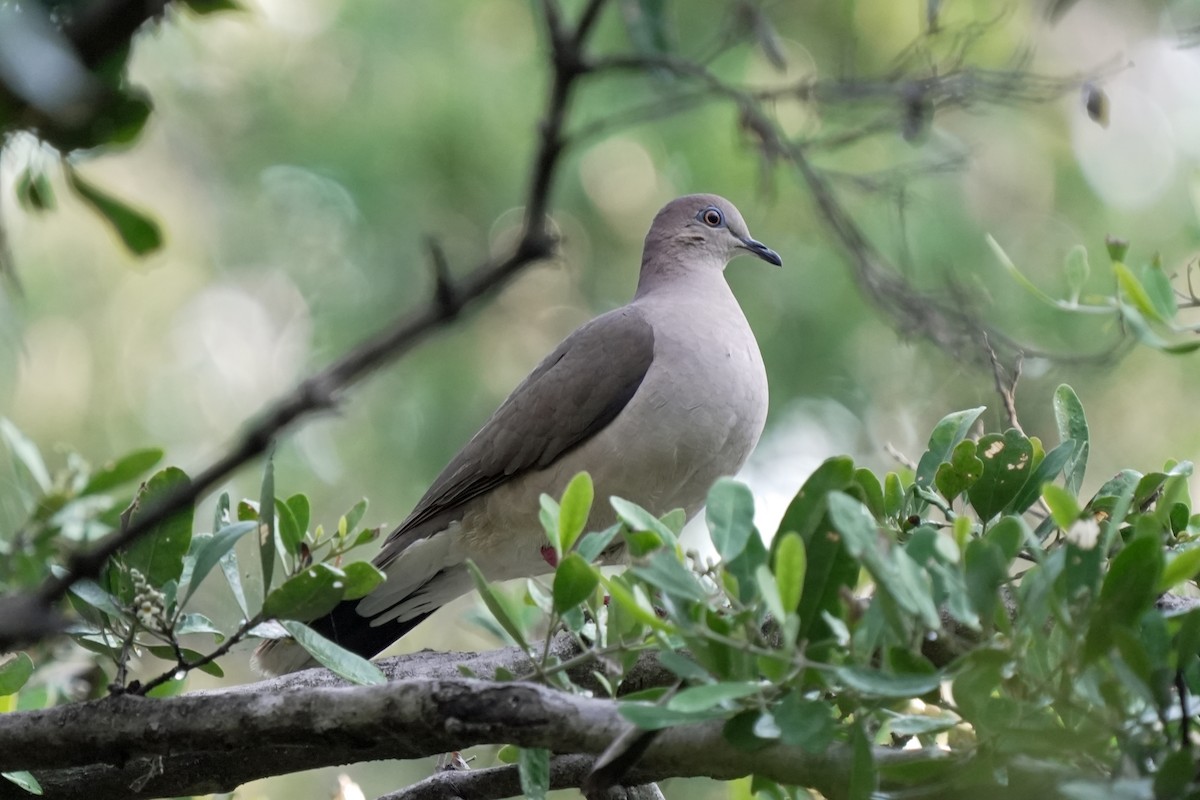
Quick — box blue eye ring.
[697,206,724,227]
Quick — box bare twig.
[884,442,918,470]
[984,334,1023,433]
[0,0,608,651]
[134,613,265,696]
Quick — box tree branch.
[0,677,941,800]
[0,0,610,652]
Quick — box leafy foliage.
[0,423,385,698]
[452,386,1200,799]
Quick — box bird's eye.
[699,207,724,227]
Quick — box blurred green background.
[4,0,1200,797]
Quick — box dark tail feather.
[308,598,436,659]
[252,599,436,675]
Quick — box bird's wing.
[376,305,655,563]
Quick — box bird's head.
[642,194,782,275]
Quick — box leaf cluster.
[471,385,1200,800]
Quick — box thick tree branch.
[0,677,941,800]
[0,0,607,651]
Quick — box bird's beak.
[737,236,782,267]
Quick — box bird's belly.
[460,345,766,581]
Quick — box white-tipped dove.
[254,193,780,675]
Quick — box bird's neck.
[633,255,729,301]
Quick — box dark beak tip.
[741,238,782,267]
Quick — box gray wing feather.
[377,305,655,562]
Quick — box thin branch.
[985,334,1023,433]
[380,755,661,800]
[134,613,264,696]
[0,0,609,652]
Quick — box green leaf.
[1006,439,1075,514]
[1054,385,1089,495]
[465,560,529,648]
[341,561,386,600]
[966,429,1034,521]
[65,167,162,256]
[835,666,941,698]
[964,538,1008,624]
[262,563,347,621]
[1140,262,1177,319]
[599,574,671,632]
[773,532,806,615]
[0,418,51,493]
[80,448,163,496]
[274,498,302,556]
[656,651,710,682]
[848,722,875,800]
[518,747,550,800]
[1161,547,1200,591]
[1,771,42,794]
[773,693,836,752]
[285,494,310,542]
[178,520,256,607]
[630,550,708,602]
[1113,261,1163,322]
[619,702,728,729]
[259,456,276,590]
[575,524,620,563]
[279,620,385,685]
[1085,533,1163,660]
[146,646,225,677]
[611,496,679,549]
[724,528,769,606]
[667,681,761,712]
[989,233,1065,309]
[914,407,986,488]
[885,710,959,737]
[660,507,686,535]
[707,478,756,562]
[558,472,594,553]
[1063,244,1089,302]
[755,564,786,624]
[496,744,519,764]
[121,467,193,588]
[1042,484,1082,530]
[174,612,223,637]
[212,492,230,532]
[341,499,368,537]
[1155,747,1194,800]
[778,458,860,649]
[0,652,34,696]
[884,472,905,518]
[62,573,124,618]
[985,515,1027,561]
[1099,534,1163,626]
[552,553,599,613]
[183,0,241,13]
[219,546,249,617]
[827,493,939,627]
[853,468,885,518]
[934,439,984,502]
[539,494,560,554]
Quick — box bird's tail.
[251,598,435,676]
